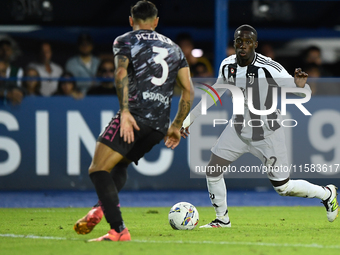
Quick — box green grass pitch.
[0,207,339,255]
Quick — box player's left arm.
[294,67,308,88]
[114,54,140,144]
[269,63,311,97]
[164,67,194,149]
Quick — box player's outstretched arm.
[164,67,194,149]
[294,68,308,88]
[114,55,140,144]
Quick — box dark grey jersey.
[113,29,188,135]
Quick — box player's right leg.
[74,113,135,237]
[199,153,232,228]
[86,142,131,241]
[78,120,163,241]
[201,124,248,228]
[93,160,130,206]
[74,142,127,237]
[200,125,247,228]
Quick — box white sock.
[206,174,229,221]
[274,179,330,200]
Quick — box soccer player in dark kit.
[73,1,194,241]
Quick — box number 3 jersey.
[113,29,188,135]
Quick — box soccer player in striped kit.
[182,24,338,228]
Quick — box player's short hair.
[131,1,158,21]
[234,24,257,41]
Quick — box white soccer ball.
[168,202,199,230]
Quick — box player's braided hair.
[131,1,158,21]
[234,24,257,41]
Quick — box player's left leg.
[252,128,338,222]
[271,178,338,222]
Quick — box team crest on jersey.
[247,73,255,85]
[230,68,235,74]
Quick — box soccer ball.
[168,202,199,230]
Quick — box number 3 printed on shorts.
[151,46,169,86]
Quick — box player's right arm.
[114,54,140,144]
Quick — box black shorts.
[97,113,165,164]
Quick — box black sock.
[93,163,128,207]
[110,221,126,233]
[90,171,125,232]
[111,162,128,192]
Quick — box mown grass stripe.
[1,233,340,249]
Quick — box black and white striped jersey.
[188,53,311,141]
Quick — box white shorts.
[211,123,290,181]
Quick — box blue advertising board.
[1,94,340,190]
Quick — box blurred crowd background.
[1,0,340,105]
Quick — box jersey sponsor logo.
[142,91,170,105]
